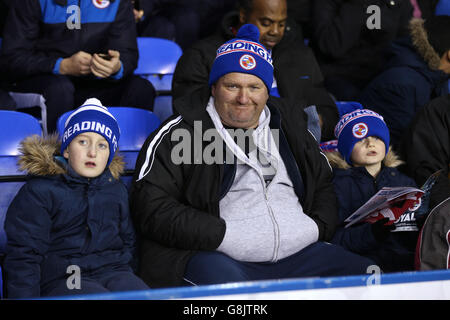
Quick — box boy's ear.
[63,148,69,160]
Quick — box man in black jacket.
[310,0,413,101]
[400,94,450,186]
[130,24,374,288]
[172,0,339,142]
[0,0,156,133]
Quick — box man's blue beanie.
[61,98,120,167]
[208,24,273,91]
[334,109,390,165]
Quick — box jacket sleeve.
[308,152,339,241]
[3,182,52,298]
[329,179,380,252]
[129,122,226,251]
[312,0,367,59]
[0,0,60,79]
[358,69,423,147]
[107,0,139,77]
[298,128,339,241]
[401,96,450,186]
[118,185,136,260]
[331,221,379,253]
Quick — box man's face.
[212,72,268,129]
[240,0,287,50]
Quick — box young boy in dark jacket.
[326,109,419,272]
[3,98,149,298]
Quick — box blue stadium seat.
[0,110,42,157]
[0,111,42,298]
[7,93,48,135]
[135,37,182,122]
[57,107,161,189]
[135,37,182,91]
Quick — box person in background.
[0,0,155,134]
[310,0,413,101]
[132,0,201,50]
[359,15,450,148]
[172,0,339,142]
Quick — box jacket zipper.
[263,185,280,262]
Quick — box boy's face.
[351,136,385,167]
[63,132,110,178]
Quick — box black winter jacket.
[311,0,413,89]
[172,12,339,141]
[130,87,339,288]
[359,19,450,147]
[0,0,138,82]
[400,94,450,186]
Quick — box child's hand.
[371,217,396,242]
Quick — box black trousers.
[10,74,156,134]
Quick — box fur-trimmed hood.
[325,146,404,170]
[17,134,124,179]
[409,18,442,71]
[383,18,444,74]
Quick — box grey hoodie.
[207,98,319,262]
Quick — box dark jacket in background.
[417,0,440,19]
[172,12,339,141]
[310,0,413,99]
[287,0,312,39]
[130,87,339,287]
[400,94,450,186]
[359,20,450,148]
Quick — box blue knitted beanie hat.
[334,109,390,165]
[209,24,273,91]
[61,98,120,166]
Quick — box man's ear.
[211,83,216,97]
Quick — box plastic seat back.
[0,110,42,156]
[135,37,182,92]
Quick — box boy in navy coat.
[3,98,149,298]
[326,109,419,272]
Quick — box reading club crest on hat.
[209,24,273,90]
[239,54,257,70]
[352,123,368,139]
[93,0,110,9]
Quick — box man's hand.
[133,9,144,22]
[59,51,92,76]
[90,50,122,78]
